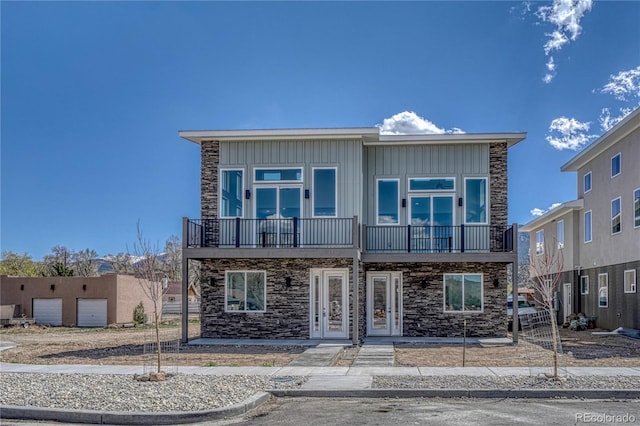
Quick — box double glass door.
[367,272,402,336]
[310,269,349,339]
[409,195,454,252]
[255,186,301,247]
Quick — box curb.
[0,391,271,425]
[269,388,640,399]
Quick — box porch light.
[285,277,292,288]
[50,284,55,291]
[304,189,310,199]
[493,278,500,288]
[402,198,407,208]
[82,284,87,291]
[245,189,251,199]
[421,279,427,289]
[209,277,215,286]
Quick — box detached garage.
[33,298,62,326]
[77,299,108,327]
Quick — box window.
[313,168,337,217]
[220,169,244,217]
[584,210,592,243]
[624,270,637,293]
[611,198,621,234]
[444,273,483,313]
[598,273,608,308]
[225,271,266,312]
[535,229,544,255]
[611,153,621,177]
[580,275,589,295]
[584,171,592,193]
[255,168,302,182]
[634,189,640,228]
[377,179,399,224]
[409,178,455,191]
[557,220,564,249]
[464,178,487,224]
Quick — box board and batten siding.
[364,144,490,226]
[219,139,364,219]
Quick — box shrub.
[133,302,145,325]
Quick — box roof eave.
[520,199,584,232]
[179,127,380,144]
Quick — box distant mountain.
[518,232,530,264]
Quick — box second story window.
[557,220,564,249]
[611,197,621,234]
[221,169,243,217]
[464,178,487,224]
[584,171,592,193]
[634,188,640,228]
[313,168,337,217]
[611,153,621,178]
[535,229,544,255]
[584,210,592,243]
[377,179,399,225]
[255,168,302,182]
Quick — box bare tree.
[73,248,99,277]
[131,222,167,377]
[188,259,202,299]
[528,237,564,379]
[43,246,74,276]
[162,235,182,281]
[108,252,133,274]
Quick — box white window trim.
[219,168,245,218]
[584,171,592,194]
[634,188,640,229]
[376,178,400,226]
[611,152,621,178]
[224,270,267,313]
[253,166,304,183]
[463,177,489,225]
[407,177,456,192]
[598,273,609,308]
[611,197,622,235]
[557,219,564,249]
[443,273,484,314]
[584,210,592,243]
[580,275,589,295]
[311,167,338,218]
[624,269,637,294]
[536,229,544,256]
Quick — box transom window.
[444,273,483,313]
[409,178,455,192]
[598,273,608,308]
[611,197,621,235]
[584,171,592,193]
[225,271,266,312]
[464,178,488,224]
[313,168,337,217]
[377,179,399,225]
[584,210,592,243]
[220,169,244,217]
[557,220,564,249]
[624,269,637,294]
[611,153,621,178]
[634,189,640,228]
[255,168,302,182]
[580,275,589,295]
[535,229,544,255]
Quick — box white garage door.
[33,298,62,326]
[77,299,107,327]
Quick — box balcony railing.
[364,224,513,253]
[186,217,355,248]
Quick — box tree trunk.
[154,310,162,374]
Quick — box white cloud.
[530,202,562,217]
[536,0,593,83]
[545,116,596,150]
[378,111,464,135]
[599,107,634,132]
[599,66,640,101]
[546,56,556,72]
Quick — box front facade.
[181,128,525,342]
[522,108,640,330]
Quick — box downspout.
[512,223,519,344]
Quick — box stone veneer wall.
[201,140,219,219]
[200,257,355,339]
[364,262,508,337]
[489,142,508,228]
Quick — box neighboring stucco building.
[521,107,640,330]
[180,127,525,342]
[0,274,158,327]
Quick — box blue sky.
[2,1,639,260]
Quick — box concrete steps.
[352,344,395,367]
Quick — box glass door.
[310,269,349,339]
[367,272,402,336]
[409,195,454,252]
[255,186,301,247]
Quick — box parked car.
[507,295,537,331]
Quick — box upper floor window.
[611,153,621,178]
[443,273,483,313]
[313,168,337,217]
[584,171,592,193]
[464,178,487,224]
[535,229,544,255]
[220,169,243,217]
[557,220,564,249]
[409,178,455,192]
[611,197,621,234]
[634,188,640,228]
[255,168,302,182]
[225,271,266,312]
[377,179,399,224]
[584,210,592,243]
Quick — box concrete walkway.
[352,343,394,367]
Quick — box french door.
[408,195,454,252]
[367,272,402,336]
[254,186,302,247]
[310,269,349,339]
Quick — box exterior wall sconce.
[245,189,251,199]
[421,279,427,289]
[50,284,55,291]
[458,197,463,207]
[304,189,310,199]
[285,277,292,288]
[82,284,87,291]
[209,277,216,286]
[402,198,407,208]
[493,278,500,288]
[20,284,24,291]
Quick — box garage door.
[77,299,107,327]
[33,298,62,326]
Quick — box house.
[162,280,200,316]
[0,274,158,327]
[179,127,526,342]
[521,108,640,330]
